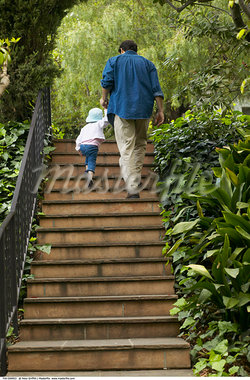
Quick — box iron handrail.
[0,87,51,375]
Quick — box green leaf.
[235,225,250,242]
[223,296,239,309]
[181,316,195,329]
[225,168,238,186]
[187,264,213,280]
[211,359,226,372]
[224,268,239,278]
[198,288,212,303]
[172,219,199,235]
[193,358,208,374]
[229,366,239,375]
[223,211,250,232]
[36,244,51,255]
[166,238,183,256]
[214,339,228,355]
[238,292,250,307]
[170,307,180,315]
[237,28,247,40]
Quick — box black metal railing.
[0,87,51,376]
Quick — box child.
[75,108,109,187]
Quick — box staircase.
[8,139,191,372]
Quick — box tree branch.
[0,62,10,98]
[196,3,232,16]
[230,2,250,41]
[164,0,197,13]
[239,0,250,19]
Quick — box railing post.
[0,340,7,376]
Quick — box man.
[100,40,164,198]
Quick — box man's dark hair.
[118,40,137,53]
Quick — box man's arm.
[100,88,110,109]
[154,96,164,127]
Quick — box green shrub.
[164,129,250,376]
[0,121,30,222]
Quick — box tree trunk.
[0,63,10,98]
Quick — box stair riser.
[51,154,154,165]
[36,245,165,261]
[27,280,174,297]
[53,141,155,154]
[31,262,170,278]
[8,348,190,371]
[37,229,164,244]
[20,322,180,341]
[48,165,154,177]
[39,215,162,228]
[43,190,158,201]
[24,299,177,319]
[42,201,161,215]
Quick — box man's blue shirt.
[101,51,164,120]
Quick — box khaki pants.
[114,115,150,194]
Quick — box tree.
[0,0,85,122]
[52,0,176,135]
[52,0,249,136]
[155,0,250,41]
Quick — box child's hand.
[78,151,82,156]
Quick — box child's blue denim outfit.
[79,144,98,173]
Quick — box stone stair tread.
[8,337,190,352]
[6,370,193,376]
[47,187,157,192]
[49,174,154,180]
[49,163,154,167]
[31,258,168,265]
[28,275,174,283]
[48,241,165,247]
[52,152,154,156]
[21,316,178,324]
[42,198,159,204]
[40,212,161,218]
[53,139,153,143]
[38,225,163,232]
[24,294,178,303]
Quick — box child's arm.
[99,109,109,129]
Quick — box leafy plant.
[167,130,250,326]
[171,299,250,376]
[162,129,250,375]
[0,121,30,222]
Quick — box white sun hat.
[86,108,103,122]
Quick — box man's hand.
[154,111,164,127]
[100,97,109,109]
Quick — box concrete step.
[27,276,175,297]
[24,295,178,319]
[41,198,161,215]
[8,337,191,371]
[39,212,162,228]
[35,242,165,261]
[47,163,155,177]
[53,139,155,154]
[31,258,171,278]
[37,225,165,245]
[51,152,154,165]
[20,316,180,341]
